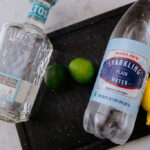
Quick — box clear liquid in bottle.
[0,0,57,123]
[83,0,150,144]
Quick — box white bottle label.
[90,38,150,115]
[0,72,22,103]
[0,71,40,106]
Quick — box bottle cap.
[28,0,58,23]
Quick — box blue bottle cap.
[28,0,58,23]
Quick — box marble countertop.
[3,0,150,150]
[0,0,136,33]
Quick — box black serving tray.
[16,3,149,150]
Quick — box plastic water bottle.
[83,0,150,144]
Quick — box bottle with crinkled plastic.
[83,0,150,144]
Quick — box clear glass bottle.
[83,0,150,144]
[0,0,57,123]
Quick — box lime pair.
[44,58,95,90]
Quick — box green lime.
[44,64,68,90]
[69,57,95,84]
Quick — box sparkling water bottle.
[0,0,57,123]
[83,0,150,144]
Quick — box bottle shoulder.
[0,22,53,54]
[0,22,52,47]
[1,22,46,38]
[111,1,150,45]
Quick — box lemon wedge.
[142,77,150,126]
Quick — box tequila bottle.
[0,0,57,123]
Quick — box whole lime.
[69,57,95,84]
[44,64,68,90]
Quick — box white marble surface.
[109,135,150,150]
[0,0,136,33]
[3,0,150,150]
[0,121,21,150]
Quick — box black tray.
[16,3,148,150]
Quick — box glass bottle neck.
[25,0,53,30]
[25,17,45,31]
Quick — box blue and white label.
[90,38,150,115]
[29,2,50,23]
[0,72,22,103]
